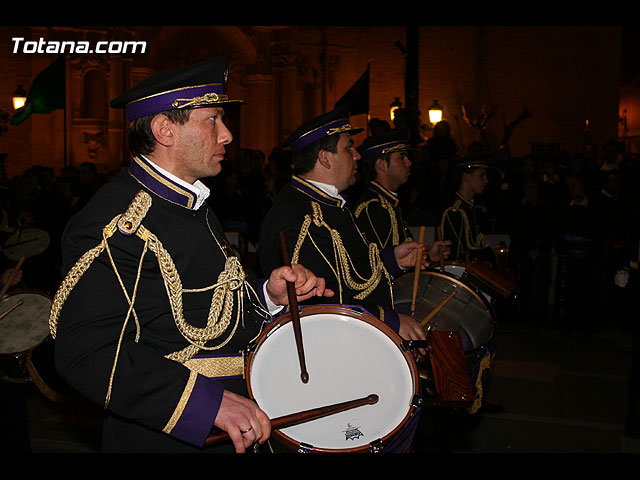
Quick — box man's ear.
[375,157,387,174]
[150,114,175,147]
[317,150,332,170]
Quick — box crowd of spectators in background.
[1,120,638,337]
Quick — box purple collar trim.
[129,156,197,209]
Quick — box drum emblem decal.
[343,423,364,441]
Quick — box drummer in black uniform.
[353,130,451,259]
[352,129,414,249]
[439,157,497,266]
[50,57,332,453]
[259,106,434,350]
[438,156,506,416]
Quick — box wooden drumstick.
[419,290,457,327]
[0,299,23,321]
[410,226,426,316]
[205,394,379,447]
[437,226,445,271]
[0,256,25,299]
[278,230,309,384]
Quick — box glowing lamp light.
[13,85,27,111]
[390,97,402,122]
[428,99,443,125]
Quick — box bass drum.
[246,304,421,453]
[393,269,496,374]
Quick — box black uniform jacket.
[353,181,412,249]
[258,175,403,331]
[51,156,269,452]
[440,192,495,265]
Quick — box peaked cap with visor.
[110,56,244,122]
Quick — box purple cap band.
[360,140,409,160]
[125,83,225,121]
[289,118,353,152]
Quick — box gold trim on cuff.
[163,370,197,434]
[184,355,245,379]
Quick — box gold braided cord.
[291,201,391,302]
[48,190,251,407]
[354,196,399,248]
[440,199,485,262]
[128,223,246,364]
[49,216,120,338]
[103,226,150,407]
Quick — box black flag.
[335,65,369,115]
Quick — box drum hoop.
[0,289,53,356]
[420,269,494,313]
[245,304,420,453]
[3,227,51,260]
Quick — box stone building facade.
[0,25,626,179]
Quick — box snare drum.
[393,270,496,374]
[0,291,69,401]
[246,305,421,453]
[438,262,494,305]
[3,228,50,261]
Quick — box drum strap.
[49,190,261,407]
[291,201,393,304]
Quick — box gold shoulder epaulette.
[117,191,152,236]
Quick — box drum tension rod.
[297,443,314,453]
[401,339,429,352]
[244,343,257,354]
[369,438,384,453]
[412,394,424,407]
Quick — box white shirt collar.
[305,179,347,207]
[141,155,210,209]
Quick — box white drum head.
[0,293,52,355]
[248,308,416,452]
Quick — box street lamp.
[428,99,443,125]
[12,85,27,111]
[390,97,402,122]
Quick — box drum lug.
[412,394,424,407]
[369,438,384,453]
[297,442,314,453]
[401,340,428,352]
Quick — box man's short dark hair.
[128,108,193,157]
[292,134,341,175]
[362,151,392,184]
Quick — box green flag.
[11,55,66,125]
